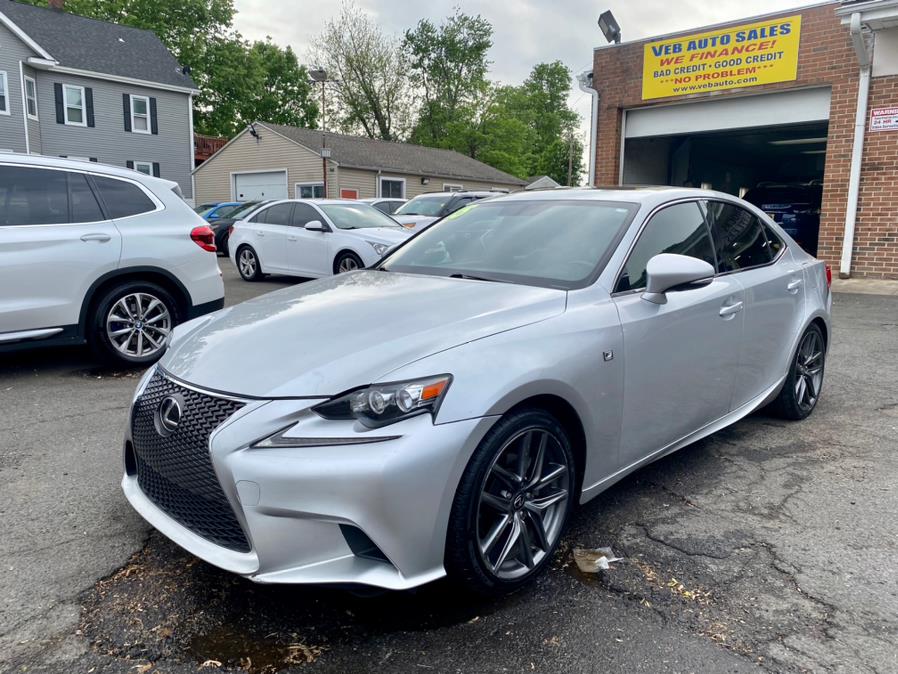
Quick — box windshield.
[319,203,402,230]
[395,195,452,217]
[380,200,637,289]
[194,203,217,213]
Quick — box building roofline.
[0,8,54,60]
[26,58,199,94]
[592,0,839,52]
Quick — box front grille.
[130,370,251,553]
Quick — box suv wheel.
[445,409,575,596]
[91,281,179,366]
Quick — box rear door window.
[706,201,776,272]
[92,176,156,219]
[616,201,716,293]
[0,165,105,225]
[258,202,294,226]
[68,172,104,222]
[291,203,319,228]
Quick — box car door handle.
[80,233,111,243]
[719,301,744,317]
[787,278,803,293]
[288,237,298,242]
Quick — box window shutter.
[126,160,134,170]
[122,94,131,132]
[149,97,158,135]
[85,88,95,127]
[54,83,64,124]
[152,162,160,177]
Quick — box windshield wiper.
[448,273,503,283]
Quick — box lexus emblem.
[156,395,183,435]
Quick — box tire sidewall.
[446,409,576,596]
[776,323,826,420]
[91,281,179,367]
[237,245,262,281]
[334,251,363,275]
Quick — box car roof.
[410,191,499,198]
[491,185,736,207]
[0,152,178,189]
[359,197,404,203]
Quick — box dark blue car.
[195,202,243,223]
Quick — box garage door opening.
[623,122,827,256]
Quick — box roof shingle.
[1,1,196,89]
[263,123,526,186]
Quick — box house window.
[0,72,8,115]
[133,161,153,175]
[130,95,150,134]
[443,183,463,192]
[24,77,37,119]
[380,177,405,199]
[296,182,325,198]
[63,85,86,126]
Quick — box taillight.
[825,264,832,288]
[190,225,216,252]
[228,225,234,237]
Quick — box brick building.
[583,0,898,279]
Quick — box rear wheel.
[445,409,575,596]
[91,281,179,366]
[334,251,363,274]
[237,245,264,281]
[770,323,826,420]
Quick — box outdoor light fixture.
[421,177,430,185]
[309,66,327,82]
[598,10,621,44]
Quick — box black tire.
[334,251,364,274]
[236,245,264,281]
[215,228,230,257]
[445,408,576,596]
[90,281,180,367]
[769,323,826,420]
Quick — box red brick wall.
[591,3,897,279]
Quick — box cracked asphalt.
[1,263,896,674]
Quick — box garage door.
[233,171,288,201]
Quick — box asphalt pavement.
[1,262,895,674]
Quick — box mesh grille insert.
[130,370,250,553]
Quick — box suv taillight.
[190,225,216,252]
[825,264,832,288]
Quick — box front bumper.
[122,374,496,590]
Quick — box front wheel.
[334,251,363,274]
[445,409,575,596]
[770,323,826,420]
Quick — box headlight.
[313,375,452,429]
[367,241,389,257]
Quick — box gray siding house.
[0,0,197,198]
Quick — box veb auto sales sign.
[642,15,802,100]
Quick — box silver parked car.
[122,187,831,595]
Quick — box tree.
[19,0,318,137]
[404,10,493,147]
[310,2,413,141]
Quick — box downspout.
[841,12,871,278]
[578,70,599,187]
[19,61,30,154]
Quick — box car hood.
[351,227,410,244]
[162,271,566,398]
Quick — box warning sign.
[642,15,802,100]
[870,107,898,132]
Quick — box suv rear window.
[0,165,104,225]
[92,176,156,219]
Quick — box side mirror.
[642,253,714,305]
[304,220,326,232]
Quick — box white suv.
[0,154,224,366]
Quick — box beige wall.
[194,127,521,203]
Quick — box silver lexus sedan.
[122,187,831,595]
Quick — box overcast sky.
[233,0,822,178]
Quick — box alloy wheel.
[238,249,257,278]
[338,256,360,273]
[476,427,571,580]
[794,329,824,412]
[105,292,171,358]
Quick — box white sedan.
[228,199,411,280]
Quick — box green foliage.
[18,0,318,137]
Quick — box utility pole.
[310,67,332,198]
[567,130,574,187]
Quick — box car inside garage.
[620,88,829,256]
